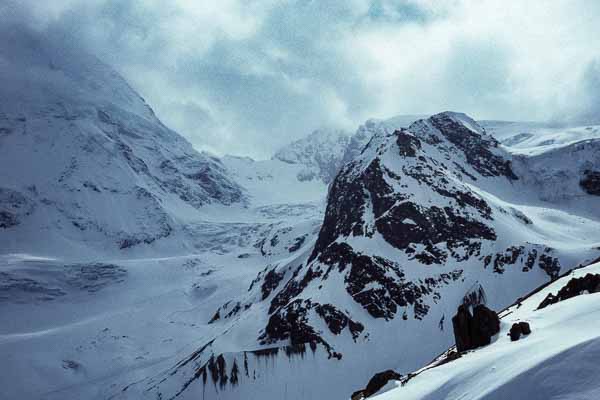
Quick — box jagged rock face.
[273,128,350,183]
[0,27,244,254]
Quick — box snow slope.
[370,260,600,400]
[221,155,326,206]
[482,120,600,156]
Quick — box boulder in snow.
[452,304,500,352]
[351,369,402,400]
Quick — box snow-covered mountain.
[221,155,327,206]
[272,128,351,184]
[0,27,244,258]
[366,259,600,400]
[342,114,425,166]
[262,115,423,188]
[124,112,600,400]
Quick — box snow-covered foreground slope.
[125,113,600,400]
[370,260,600,400]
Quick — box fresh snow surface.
[371,261,600,400]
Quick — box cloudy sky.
[5,0,600,158]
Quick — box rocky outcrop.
[351,369,402,400]
[537,273,600,309]
[452,304,500,352]
[509,322,531,341]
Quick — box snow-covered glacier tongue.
[131,112,600,400]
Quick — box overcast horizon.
[4,0,600,158]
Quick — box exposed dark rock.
[314,303,364,339]
[261,269,285,300]
[310,137,498,269]
[485,246,559,279]
[261,299,318,345]
[259,299,342,359]
[317,242,462,319]
[351,369,402,400]
[229,359,239,386]
[428,113,518,180]
[492,246,525,274]
[538,254,561,279]
[580,170,600,195]
[471,305,500,347]
[396,130,421,157]
[452,305,473,352]
[0,211,18,228]
[537,273,600,309]
[462,284,487,307]
[452,304,499,352]
[509,323,523,341]
[524,249,538,272]
[269,266,322,314]
[519,321,531,335]
[208,309,220,323]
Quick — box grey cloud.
[4,1,600,158]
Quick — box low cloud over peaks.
[3,0,600,158]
